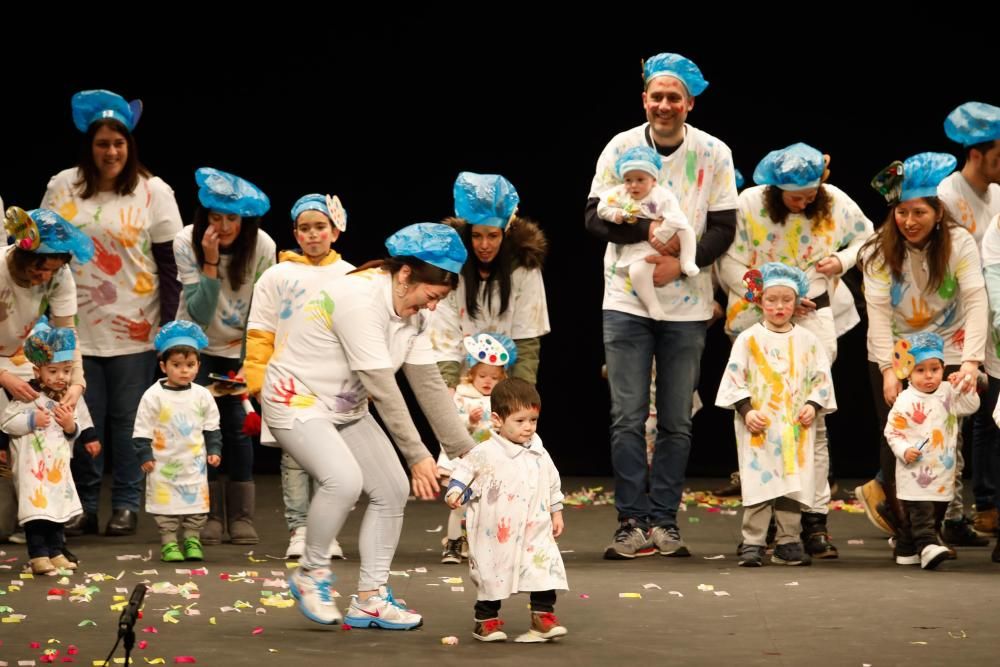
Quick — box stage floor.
[2,476,998,666]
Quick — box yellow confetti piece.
[144,660,166,665]
[113,595,127,602]
[2,616,21,623]
[47,638,61,644]
[618,593,642,599]
[234,600,253,609]
[442,577,463,585]
[111,601,128,612]
[209,617,216,625]
[285,562,299,569]
[20,573,34,580]
[268,649,279,653]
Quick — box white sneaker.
[895,553,920,565]
[327,538,345,560]
[8,530,26,544]
[343,586,423,630]
[920,544,949,570]
[285,527,306,559]
[288,566,341,624]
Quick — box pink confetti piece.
[251,627,263,636]
[142,626,158,633]
[174,658,197,663]
[138,641,148,649]
[579,594,590,599]
[66,647,78,656]
[31,642,42,648]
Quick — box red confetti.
[67,646,79,655]
[219,573,230,580]
[341,625,351,631]
[31,642,42,648]
[138,610,144,619]
[48,588,67,595]
[143,626,158,633]
[251,626,264,636]
[579,594,590,599]
[138,640,149,649]
[40,656,56,664]
[174,658,197,664]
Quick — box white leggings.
[271,415,409,590]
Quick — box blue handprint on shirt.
[172,414,195,437]
[221,297,249,328]
[176,483,201,505]
[278,279,306,320]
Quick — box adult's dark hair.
[8,247,71,282]
[762,185,833,225]
[74,118,150,199]
[449,217,515,319]
[191,206,261,292]
[490,377,541,419]
[965,139,997,163]
[859,196,955,292]
[350,257,459,289]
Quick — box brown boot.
[201,481,226,545]
[226,481,259,545]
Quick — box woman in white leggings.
[247,222,475,629]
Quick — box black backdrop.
[2,16,998,476]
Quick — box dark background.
[2,16,998,477]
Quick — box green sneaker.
[183,537,204,561]
[161,542,185,562]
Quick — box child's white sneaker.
[285,527,306,559]
[920,544,949,570]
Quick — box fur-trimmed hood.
[440,216,548,270]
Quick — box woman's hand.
[0,372,39,403]
[882,367,902,407]
[815,256,843,277]
[955,361,981,393]
[202,227,221,267]
[794,298,818,317]
[61,384,84,410]
[410,457,441,500]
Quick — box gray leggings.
[270,415,409,590]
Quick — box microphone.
[119,584,147,634]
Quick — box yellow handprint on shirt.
[30,486,47,509]
[46,459,65,484]
[111,207,144,248]
[904,296,933,329]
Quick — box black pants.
[475,590,556,620]
[25,519,65,559]
[897,500,942,555]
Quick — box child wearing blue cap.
[438,332,517,565]
[885,332,980,570]
[245,191,355,561]
[446,378,567,643]
[133,321,222,562]
[0,318,98,574]
[174,168,277,548]
[597,145,699,320]
[716,263,835,567]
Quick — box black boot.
[801,512,838,559]
[106,509,138,536]
[65,512,99,537]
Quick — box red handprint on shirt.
[31,459,46,481]
[497,517,512,543]
[110,310,152,342]
[92,238,123,276]
[907,402,929,425]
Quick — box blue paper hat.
[290,193,347,232]
[464,332,517,369]
[615,146,663,180]
[735,169,745,190]
[5,207,95,264]
[905,332,945,365]
[195,168,270,218]
[385,223,467,275]
[154,320,209,354]
[753,143,825,190]
[760,262,809,298]
[944,102,1000,147]
[23,316,77,366]
[642,53,708,96]
[453,172,520,230]
[71,89,142,133]
[901,152,956,203]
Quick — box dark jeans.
[971,375,1000,510]
[74,352,157,513]
[603,311,706,529]
[25,519,65,558]
[474,590,556,620]
[897,500,941,555]
[196,354,254,482]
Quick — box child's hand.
[84,441,102,458]
[141,460,155,473]
[744,410,769,434]
[551,510,564,538]
[207,454,221,468]
[53,404,75,432]
[798,404,817,427]
[34,409,51,429]
[445,490,462,509]
[469,407,484,424]
[903,447,922,464]
[613,210,625,224]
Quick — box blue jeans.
[74,352,156,513]
[281,450,314,531]
[196,354,254,482]
[972,376,1000,511]
[603,311,706,529]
